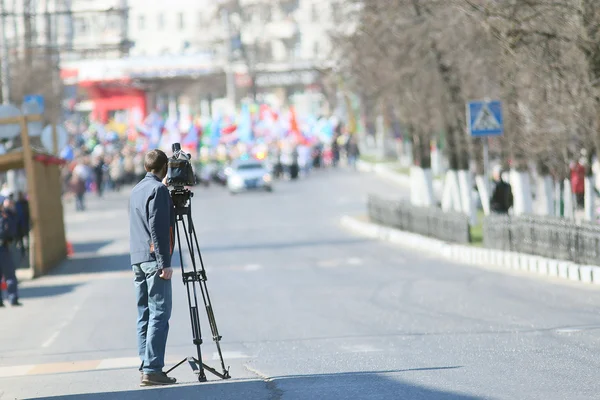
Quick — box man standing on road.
[0,197,21,307]
[129,149,176,386]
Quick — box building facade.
[59,0,343,122]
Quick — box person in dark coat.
[490,166,513,214]
[0,198,21,306]
[15,192,30,257]
[71,173,86,211]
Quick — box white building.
[127,0,340,63]
[59,0,346,121]
[0,0,128,62]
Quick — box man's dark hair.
[144,150,168,174]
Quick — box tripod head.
[170,187,193,210]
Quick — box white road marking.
[347,257,363,265]
[41,304,82,349]
[96,357,141,370]
[243,264,262,271]
[41,331,61,348]
[0,365,34,378]
[213,351,250,360]
[340,344,382,353]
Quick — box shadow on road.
[48,254,132,276]
[71,241,114,254]
[19,283,80,299]
[201,237,372,253]
[29,368,486,400]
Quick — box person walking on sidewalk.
[0,198,21,307]
[490,166,513,214]
[129,149,176,386]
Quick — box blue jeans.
[133,261,172,374]
[0,245,19,304]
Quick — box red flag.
[289,107,300,136]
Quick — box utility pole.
[0,0,12,104]
[221,7,236,110]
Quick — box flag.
[210,115,222,148]
[237,104,253,143]
[182,124,199,154]
[289,106,306,143]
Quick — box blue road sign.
[467,100,503,137]
[23,94,45,114]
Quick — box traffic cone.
[66,241,74,256]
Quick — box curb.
[340,215,600,286]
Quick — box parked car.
[226,160,273,194]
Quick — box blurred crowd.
[58,117,360,211]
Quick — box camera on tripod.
[165,142,230,382]
[167,143,196,189]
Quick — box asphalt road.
[2,168,600,400]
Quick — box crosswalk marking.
[0,365,34,378]
[96,357,141,370]
[339,344,382,353]
[0,352,252,378]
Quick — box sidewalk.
[341,215,600,287]
[16,188,132,282]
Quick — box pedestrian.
[15,192,29,257]
[490,165,513,214]
[0,198,21,307]
[297,143,311,178]
[70,173,86,211]
[109,154,125,192]
[346,136,360,170]
[94,156,105,197]
[129,149,176,386]
[570,159,585,209]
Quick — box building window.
[74,17,88,34]
[177,12,185,30]
[331,2,342,25]
[262,5,272,22]
[138,15,145,30]
[158,14,165,30]
[311,4,318,22]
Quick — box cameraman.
[0,196,20,307]
[129,150,176,386]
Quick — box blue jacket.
[0,210,17,242]
[129,172,175,268]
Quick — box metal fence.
[483,214,600,265]
[367,195,471,244]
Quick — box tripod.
[165,188,230,382]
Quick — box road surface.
[1,168,600,399]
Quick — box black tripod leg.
[168,195,230,381]
[188,214,229,376]
[182,214,209,381]
[175,214,207,382]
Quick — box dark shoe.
[140,372,176,386]
[10,301,22,307]
[0,302,4,308]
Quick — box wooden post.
[19,115,43,277]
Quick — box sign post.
[467,100,504,214]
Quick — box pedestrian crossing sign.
[467,100,503,137]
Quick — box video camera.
[167,143,196,188]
